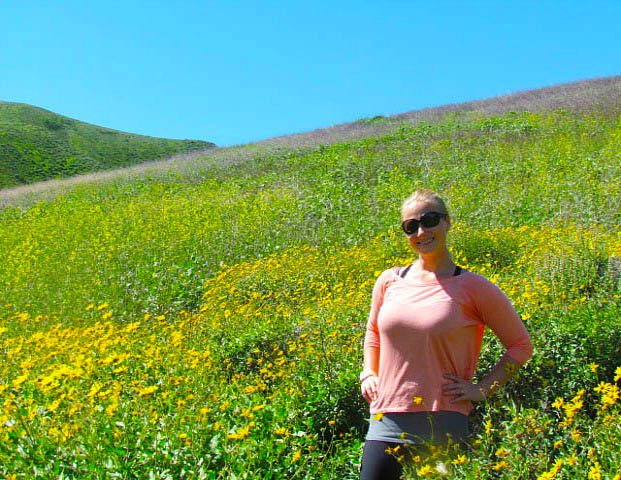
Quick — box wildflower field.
[0,107,620,478]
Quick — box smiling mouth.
[417,238,434,247]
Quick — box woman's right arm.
[362,269,392,403]
[361,346,380,403]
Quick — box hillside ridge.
[256,75,621,149]
[0,101,215,188]
[1,74,620,205]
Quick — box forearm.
[362,346,379,377]
[476,355,521,398]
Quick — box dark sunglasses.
[401,212,447,235]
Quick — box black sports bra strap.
[401,264,461,278]
[400,264,412,278]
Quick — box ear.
[445,215,452,231]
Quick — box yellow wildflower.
[106,399,119,416]
[537,458,563,480]
[551,397,564,409]
[87,382,103,398]
[137,385,158,397]
[565,453,577,466]
[495,446,510,457]
[12,375,28,388]
[587,461,602,480]
[416,464,433,476]
[601,384,619,409]
[47,398,61,412]
[227,425,251,440]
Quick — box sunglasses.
[401,212,447,235]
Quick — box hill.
[254,74,621,149]
[0,101,215,188]
[0,76,620,478]
[1,75,619,206]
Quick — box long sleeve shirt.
[364,267,533,416]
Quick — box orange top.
[364,267,533,416]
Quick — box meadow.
[0,103,620,478]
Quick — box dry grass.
[395,74,621,120]
[0,146,267,208]
[255,75,621,148]
[2,75,620,209]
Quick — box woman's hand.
[442,374,487,403]
[361,375,379,403]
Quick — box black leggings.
[359,440,414,480]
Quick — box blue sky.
[2,1,620,146]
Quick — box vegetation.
[0,79,620,478]
[0,101,214,188]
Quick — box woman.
[359,189,533,480]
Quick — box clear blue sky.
[2,1,620,146]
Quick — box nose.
[417,224,430,234]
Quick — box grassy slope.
[1,75,619,208]
[0,77,620,478]
[0,101,215,188]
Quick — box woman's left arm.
[443,278,533,404]
[443,355,521,403]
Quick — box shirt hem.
[370,406,472,416]
[365,434,419,445]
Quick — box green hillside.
[0,101,214,188]
[0,77,620,478]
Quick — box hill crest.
[1,74,620,204]
[0,101,215,188]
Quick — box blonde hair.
[401,189,449,219]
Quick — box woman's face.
[401,201,451,256]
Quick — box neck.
[415,249,455,275]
